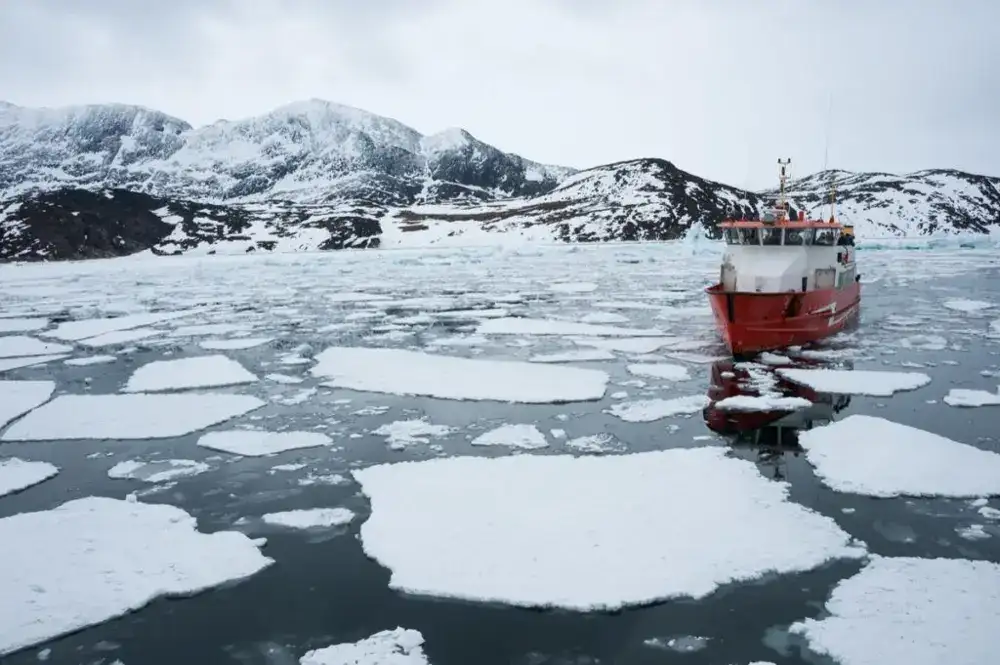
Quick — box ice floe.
[108,459,211,483]
[0,496,272,657]
[607,395,711,422]
[776,368,931,396]
[351,448,864,610]
[311,346,608,403]
[64,354,117,366]
[942,298,993,313]
[0,317,49,333]
[170,323,252,337]
[372,419,454,450]
[0,336,72,358]
[124,354,258,392]
[471,423,548,449]
[788,556,1000,665]
[197,430,331,456]
[0,380,55,429]
[565,432,625,454]
[300,628,428,665]
[625,363,691,381]
[528,349,615,363]
[265,372,303,384]
[44,311,194,342]
[714,395,813,412]
[0,354,68,372]
[798,415,1000,497]
[943,386,1000,407]
[78,327,162,347]
[477,317,663,337]
[573,337,679,354]
[1,393,264,441]
[0,458,59,498]
[199,337,274,350]
[261,507,355,529]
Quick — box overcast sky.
[1,0,996,189]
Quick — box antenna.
[824,93,836,223]
[777,158,791,220]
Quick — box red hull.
[706,282,860,355]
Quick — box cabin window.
[814,228,838,246]
[739,228,760,245]
[725,228,742,244]
[761,228,783,246]
[784,229,806,246]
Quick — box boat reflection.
[702,358,851,478]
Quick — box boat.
[706,158,860,355]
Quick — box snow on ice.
[607,395,711,422]
[199,337,274,351]
[124,354,258,392]
[1,393,264,441]
[0,380,55,429]
[943,386,1000,407]
[351,448,864,610]
[528,349,615,363]
[0,336,72,358]
[625,363,691,381]
[0,354,68,372]
[477,317,664,337]
[0,458,59,498]
[789,556,1000,665]
[197,430,331,456]
[372,419,454,450]
[942,298,993,313]
[43,311,196,342]
[311,346,608,403]
[299,628,428,665]
[0,496,272,657]
[108,459,211,483]
[714,395,813,412]
[776,368,931,396]
[0,317,49,333]
[261,507,355,529]
[471,423,548,449]
[63,354,116,366]
[798,415,1000,497]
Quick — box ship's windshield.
[814,228,838,246]
[739,228,759,245]
[784,228,814,246]
[724,228,742,244]
[761,228,783,245]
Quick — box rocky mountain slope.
[1,99,997,261]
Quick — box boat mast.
[777,158,791,221]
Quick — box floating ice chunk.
[471,424,548,449]
[197,430,331,456]
[714,395,813,412]
[78,327,162,347]
[311,347,608,403]
[607,395,711,422]
[261,507,355,529]
[477,317,664,337]
[529,349,615,363]
[0,380,55,429]
[759,352,792,365]
[666,351,726,364]
[990,319,1000,337]
[942,298,993,313]
[64,354,116,366]
[0,458,58,498]
[372,419,454,450]
[265,373,303,384]
[565,432,625,454]
[0,496,273,657]
[980,506,1000,520]
[300,628,428,665]
[0,336,72,358]
[573,337,680,354]
[351,448,864,611]
[170,323,252,337]
[798,415,1000,497]
[788,556,1000,665]
[124,354,257,392]
[957,524,991,541]
[943,386,1000,407]
[0,318,49,333]
[199,337,274,351]
[776,368,930,396]
[327,292,392,303]
[899,334,948,351]
[425,334,489,348]
[626,363,691,381]
[45,311,195,342]
[643,635,710,652]
[108,459,210,483]
[0,354,68,372]
[580,311,630,324]
[1,393,264,441]
[549,282,598,293]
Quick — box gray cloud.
[1,0,997,188]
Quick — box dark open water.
[0,244,998,665]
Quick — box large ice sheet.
[352,448,864,610]
[0,354,68,372]
[0,496,273,656]
[300,628,428,665]
[0,317,49,333]
[776,368,931,396]
[477,317,664,337]
[262,507,355,529]
[197,430,331,456]
[789,556,1000,665]
[0,336,72,358]
[798,415,1000,497]
[124,354,258,392]
[1,393,265,441]
[44,310,195,342]
[0,380,55,429]
[311,346,608,403]
[0,458,59,498]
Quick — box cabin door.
[814,268,836,289]
[722,262,737,290]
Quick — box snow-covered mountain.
[771,169,1000,237]
[1,98,998,261]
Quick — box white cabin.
[719,224,856,293]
